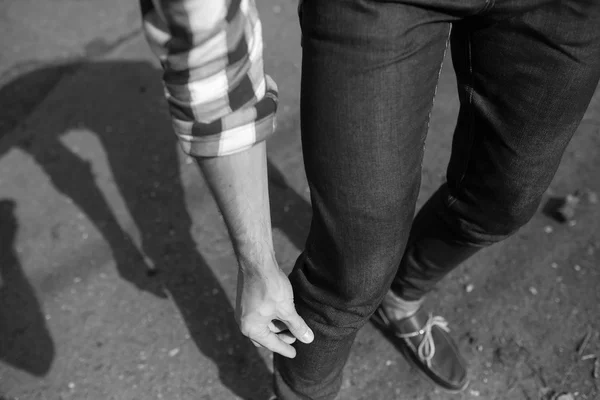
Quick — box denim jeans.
[274,0,600,398]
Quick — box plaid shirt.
[140,0,278,157]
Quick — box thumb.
[279,308,314,344]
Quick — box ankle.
[382,291,424,321]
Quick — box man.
[140,0,600,398]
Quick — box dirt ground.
[0,0,599,399]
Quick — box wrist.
[235,240,278,274]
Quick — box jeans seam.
[455,31,476,191]
[425,24,452,138]
[475,0,495,15]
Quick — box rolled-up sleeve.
[140,0,278,157]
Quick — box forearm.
[142,0,279,271]
[197,141,276,272]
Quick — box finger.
[251,339,262,348]
[278,310,314,344]
[277,331,297,345]
[253,331,297,358]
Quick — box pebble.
[529,287,538,295]
[465,284,475,293]
[168,348,180,357]
[574,264,581,271]
[68,382,75,389]
[477,345,483,352]
[544,225,554,233]
[470,389,480,396]
[385,360,393,366]
[555,393,575,400]
[551,262,558,269]
[568,220,577,227]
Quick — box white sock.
[381,290,424,321]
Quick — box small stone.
[68,382,75,389]
[574,264,581,271]
[477,345,483,352]
[485,361,492,368]
[45,314,51,320]
[568,220,577,227]
[74,277,81,283]
[385,360,393,366]
[465,284,475,293]
[341,377,352,389]
[555,393,575,400]
[551,262,558,269]
[470,389,480,396]
[544,225,554,233]
[529,287,538,295]
[557,192,581,222]
[168,348,180,357]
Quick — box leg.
[273,1,452,398]
[392,1,600,300]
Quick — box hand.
[235,254,314,358]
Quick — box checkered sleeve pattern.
[140,0,278,157]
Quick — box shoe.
[372,306,469,392]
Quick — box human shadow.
[267,160,312,253]
[0,199,55,376]
[0,59,314,399]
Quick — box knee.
[292,249,398,330]
[450,190,542,246]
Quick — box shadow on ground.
[0,199,55,376]
[0,60,312,399]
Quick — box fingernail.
[302,329,314,343]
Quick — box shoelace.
[397,314,450,368]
